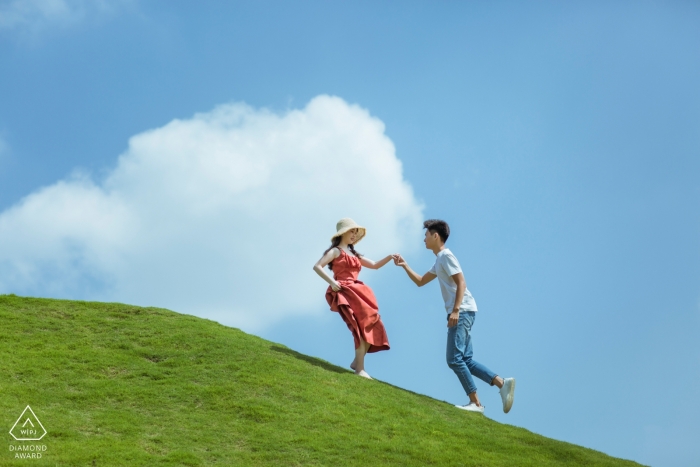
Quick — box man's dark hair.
[423,219,450,243]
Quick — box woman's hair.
[323,236,362,271]
[423,219,450,242]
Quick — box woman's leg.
[353,340,371,373]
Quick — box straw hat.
[331,218,366,244]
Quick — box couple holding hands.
[313,218,515,414]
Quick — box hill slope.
[0,296,642,466]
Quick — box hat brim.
[331,226,366,244]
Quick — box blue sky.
[1,1,699,465]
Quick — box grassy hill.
[0,295,642,466]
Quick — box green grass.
[0,295,642,466]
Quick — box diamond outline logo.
[9,406,47,441]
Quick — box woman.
[313,218,395,380]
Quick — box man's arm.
[393,255,436,287]
[447,272,467,327]
[451,272,466,312]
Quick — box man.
[393,219,515,414]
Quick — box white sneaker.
[355,370,373,380]
[455,403,484,413]
[499,377,515,413]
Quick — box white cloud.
[0,0,131,32]
[0,95,424,331]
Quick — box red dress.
[325,249,390,353]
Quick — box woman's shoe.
[355,370,373,380]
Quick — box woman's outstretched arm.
[360,254,396,270]
[313,248,342,291]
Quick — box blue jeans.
[446,312,497,396]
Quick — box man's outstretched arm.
[393,254,436,287]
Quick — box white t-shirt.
[429,248,478,313]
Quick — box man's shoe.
[499,377,515,413]
[455,403,484,413]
